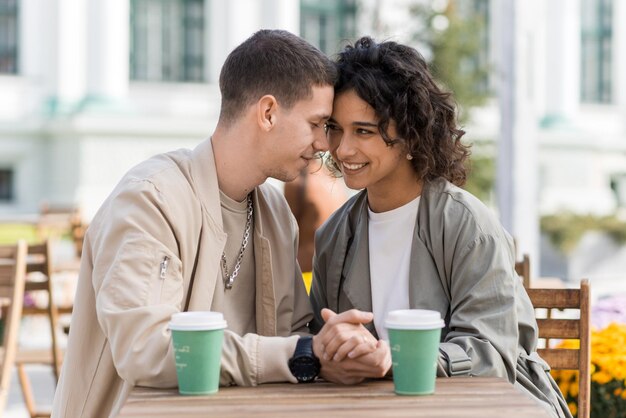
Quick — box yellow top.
[302,271,312,295]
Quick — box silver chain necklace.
[221,193,253,289]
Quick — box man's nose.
[313,129,329,153]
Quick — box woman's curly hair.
[328,36,470,186]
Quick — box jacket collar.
[189,137,224,229]
[341,194,373,314]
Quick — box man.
[52,29,371,418]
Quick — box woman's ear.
[257,95,278,131]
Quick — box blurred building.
[1,0,625,225]
[0,0,299,219]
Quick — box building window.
[0,0,18,74]
[130,0,205,82]
[0,168,14,201]
[581,0,612,103]
[300,0,356,55]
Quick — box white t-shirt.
[368,195,420,340]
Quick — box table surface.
[118,377,552,418]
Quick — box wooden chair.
[16,241,64,418]
[0,240,28,412]
[515,253,530,288]
[526,279,590,418]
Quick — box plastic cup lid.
[168,311,227,331]
[385,309,445,330]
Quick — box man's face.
[263,85,334,182]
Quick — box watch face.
[289,356,319,382]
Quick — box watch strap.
[293,336,316,358]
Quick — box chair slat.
[26,261,47,274]
[25,243,47,255]
[537,348,579,370]
[529,279,590,418]
[24,281,50,292]
[526,288,580,308]
[15,240,63,418]
[0,264,16,287]
[0,287,15,298]
[536,319,580,339]
[0,240,27,413]
[514,254,530,288]
[0,247,18,259]
[0,276,15,288]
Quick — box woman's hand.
[313,308,377,361]
[313,308,392,384]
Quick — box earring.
[406,153,413,160]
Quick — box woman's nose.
[334,134,355,159]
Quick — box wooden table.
[118,377,552,418]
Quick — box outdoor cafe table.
[117,377,552,418]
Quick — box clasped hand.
[313,308,391,385]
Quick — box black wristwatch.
[288,336,320,383]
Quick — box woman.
[310,37,571,418]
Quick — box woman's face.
[327,90,416,202]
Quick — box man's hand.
[318,340,392,385]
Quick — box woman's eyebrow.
[352,121,378,127]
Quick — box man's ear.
[257,95,278,131]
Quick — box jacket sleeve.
[94,179,188,387]
[220,332,299,386]
[436,233,519,381]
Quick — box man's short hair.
[218,29,337,124]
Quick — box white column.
[495,0,515,231]
[84,0,129,104]
[261,0,300,34]
[206,0,227,83]
[208,0,257,84]
[495,0,540,272]
[207,0,299,84]
[35,0,87,113]
[614,0,626,109]
[18,0,44,79]
[543,0,580,124]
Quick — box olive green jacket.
[311,178,571,418]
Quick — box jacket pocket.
[152,250,183,307]
[101,239,182,309]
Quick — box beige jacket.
[52,139,312,418]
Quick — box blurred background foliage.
[541,213,626,254]
[410,0,491,123]
[409,0,626,255]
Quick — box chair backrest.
[24,241,52,285]
[514,253,530,288]
[22,240,63,379]
[0,240,28,411]
[525,279,590,418]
